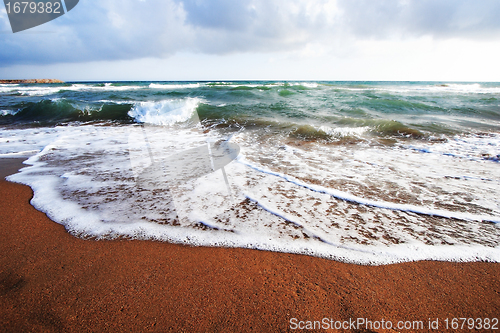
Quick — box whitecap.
[149,83,201,89]
[128,98,201,125]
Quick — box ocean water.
[1,81,499,264]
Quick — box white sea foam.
[95,84,143,92]
[292,82,319,88]
[96,100,134,105]
[206,82,281,88]
[237,156,500,224]
[0,83,145,96]
[203,82,320,90]
[0,127,66,156]
[432,83,500,94]
[242,193,500,263]
[319,125,369,137]
[0,85,62,96]
[331,83,500,95]
[149,83,201,89]
[128,98,200,125]
[393,84,500,95]
[0,150,40,158]
[2,122,500,265]
[1,109,15,116]
[403,134,500,164]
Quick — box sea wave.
[0,83,145,97]
[128,98,201,125]
[0,99,134,124]
[0,97,204,126]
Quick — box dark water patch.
[231,86,254,91]
[107,94,133,101]
[290,85,310,91]
[412,122,458,136]
[480,97,498,102]
[0,99,134,126]
[475,108,500,120]
[197,102,302,122]
[370,120,424,138]
[334,117,424,138]
[227,89,258,98]
[362,92,382,99]
[279,89,294,97]
[196,102,429,140]
[360,98,444,114]
[337,107,370,117]
[288,124,330,140]
[152,90,190,98]
[7,99,80,124]
[196,103,330,140]
[196,103,244,121]
[96,104,134,121]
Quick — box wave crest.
[128,98,201,125]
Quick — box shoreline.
[1,158,499,332]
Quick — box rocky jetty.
[0,79,64,84]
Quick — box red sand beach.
[1,158,499,332]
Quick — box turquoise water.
[2,81,500,137]
[1,81,499,264]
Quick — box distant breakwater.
[0,79,64,84]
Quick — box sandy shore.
[1,158,499,332]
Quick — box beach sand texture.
[1,158,499,332]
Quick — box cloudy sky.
[0,0,499,81]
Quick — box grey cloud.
[0,0,499,67]
[181,0,254,31]
[0,0,191,65]
[337,0,500,39]
[182,0,337,54]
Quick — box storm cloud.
[0,0,499,66]
[336,0,500,39]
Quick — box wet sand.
[1,158,499,332]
